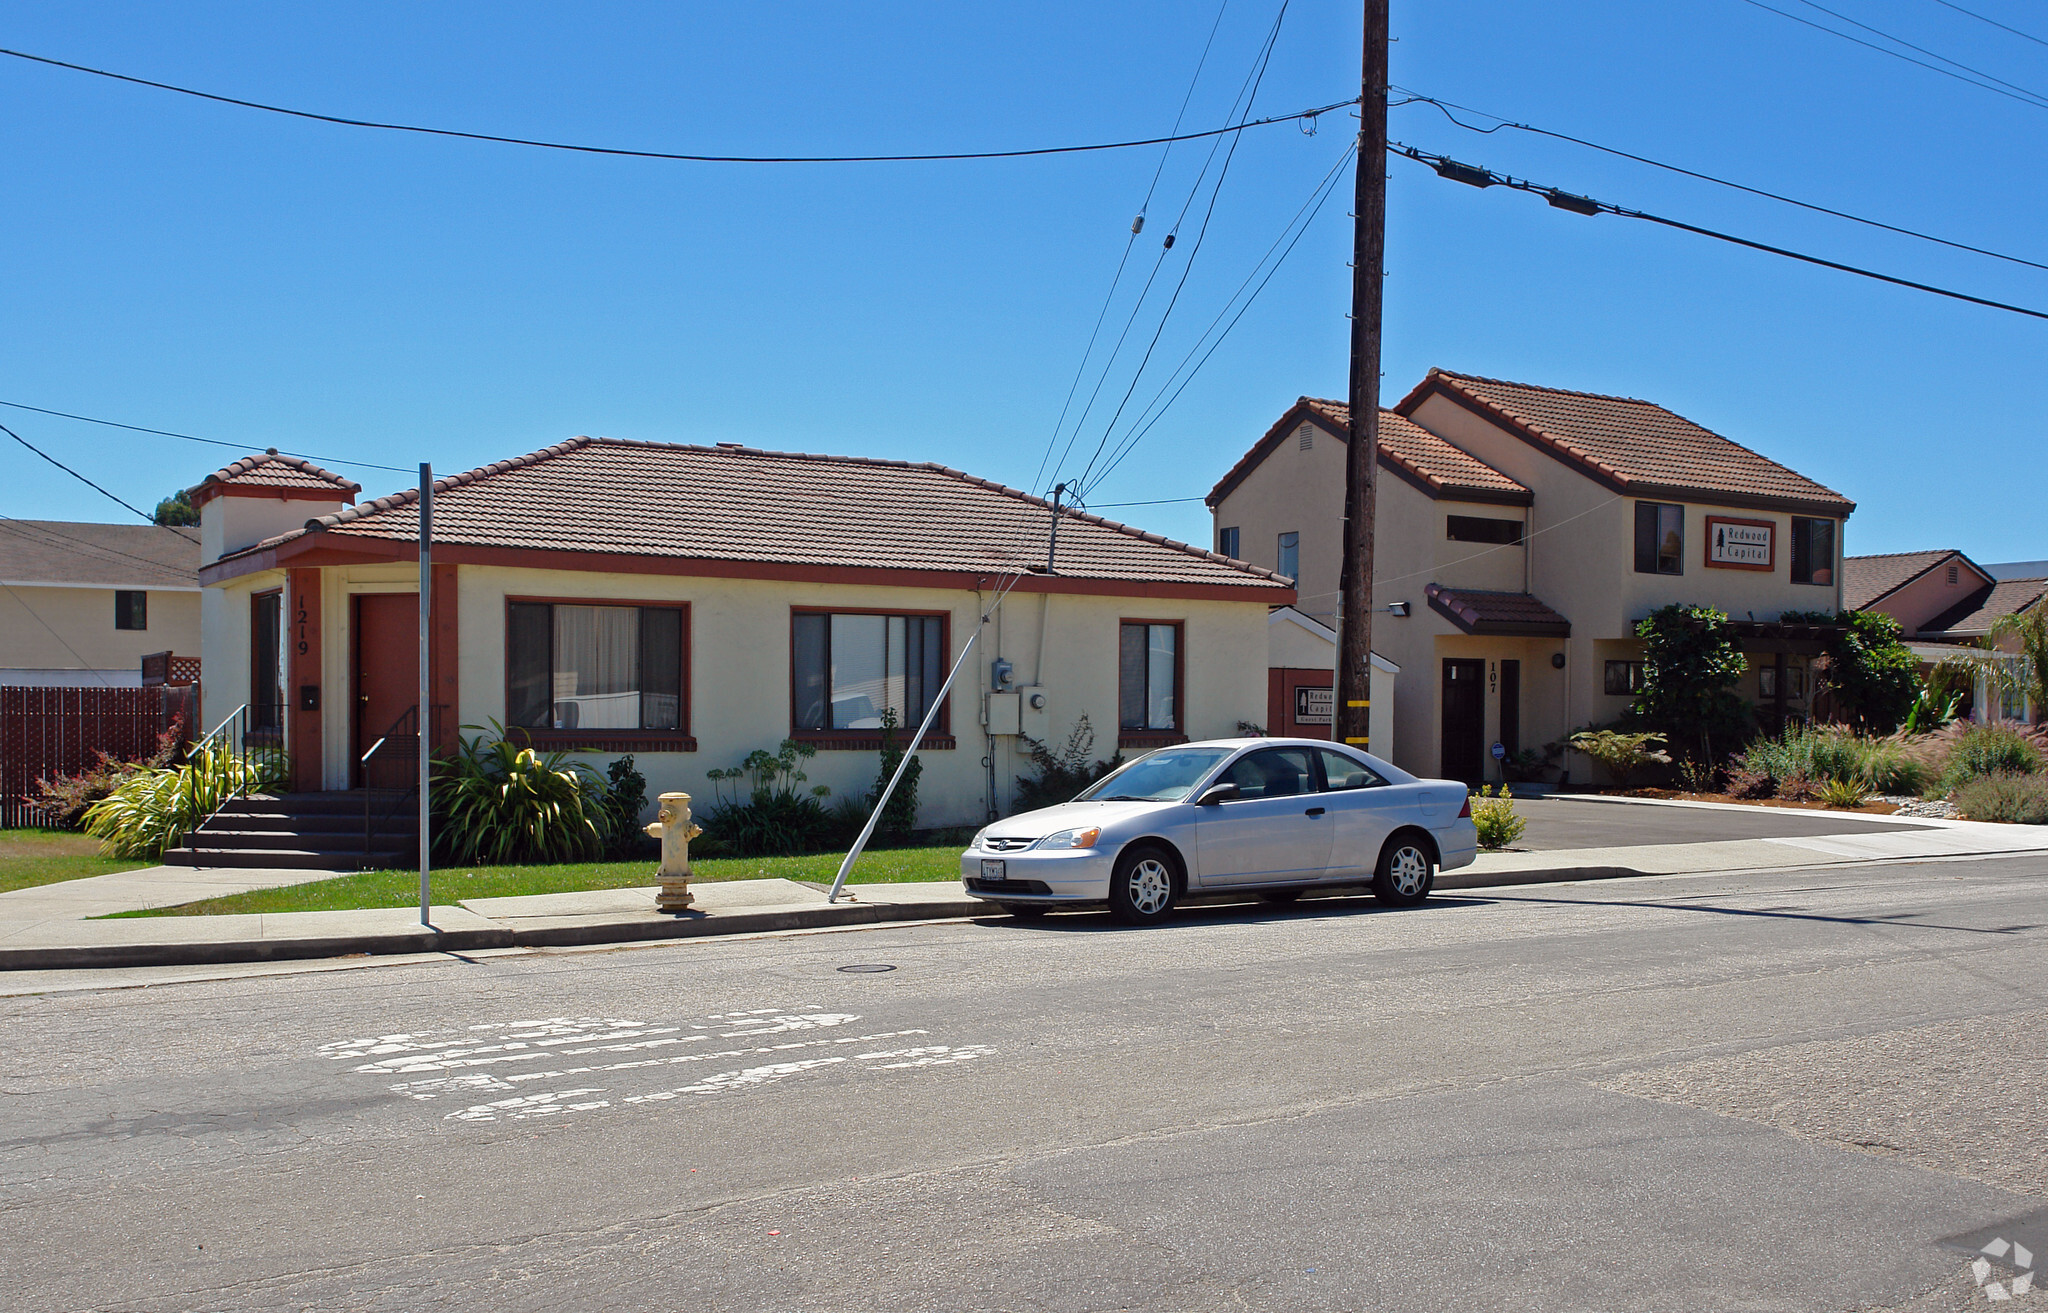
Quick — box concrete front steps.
[163,792,419,870]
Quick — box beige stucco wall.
[1865,558,1991,635]
[1210,414,1351,624]
[200,494,351,561]
[214,563,1272,824]
[0,583,201,682]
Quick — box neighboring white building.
[0,519,200,687]
[1209,371,1858,782]
[195,439,1289,824]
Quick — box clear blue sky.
[3,1,2042,562]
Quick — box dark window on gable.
[1789,517,1836,586]
[1446,516,1524,545]
[1217,525,1240,559]
[1277,531,1299,582]
[114,590,147,630]
[1633,502,1684,575]
[1119,621,1180,732]
[505,602,687,731]
[791,612,946,732]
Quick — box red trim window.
[790,609,951,744]
[504,599,690,742]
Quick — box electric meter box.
[985,691,1022,737]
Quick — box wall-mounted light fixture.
[1385,601,1410,617]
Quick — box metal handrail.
[189,702,259,844]
[362,705,420,861]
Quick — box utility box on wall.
[985,691,1021,737]
[1016,685,1050,742]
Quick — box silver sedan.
[961,738,1477,925]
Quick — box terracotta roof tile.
[1918,577,2048,638]
[1207,398,1528,507]
[0,519,198,587]
[192,453,361,503]
[1842,549,1967,611]
[1402,371,1854,516]
[1424,584,1571,636]
[253,437,1286,591]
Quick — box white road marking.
[320,1008,991,1125]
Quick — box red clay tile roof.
[1917,577,2048,638]
[241,437,1287,591]
[1842,549,1971,611]
[1424,584,1571,636]
[191,452,361,504]
[0,518,197,587]
[1207,398,1529,508]
[1399,370,1855,517]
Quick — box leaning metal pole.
[418,463,433,926]
[825,618,985,905]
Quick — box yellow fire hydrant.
[644,791,703,914]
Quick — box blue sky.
[2,1,2042,562]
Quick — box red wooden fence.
[0,685,199,828]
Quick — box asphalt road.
[3,853,2043,1312]
[1507,796,1934,850]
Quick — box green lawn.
[114,842,967,917]
[0,828,147,894]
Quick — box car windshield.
[1076,748,1234,803]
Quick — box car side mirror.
[1196,783,1240,806]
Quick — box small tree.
[1632,604,1748,763]
[1569,729,1672,788]
[1016,714,1122,811]
[1811,610,1918,732]
[153,489,199,527]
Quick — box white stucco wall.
[0,583,200,682]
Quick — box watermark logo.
[1972,1238,2035,1302]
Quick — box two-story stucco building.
[195,440,1288,838]
[0,519,200,686]
[1208,370,1856,783]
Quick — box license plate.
[979,859,1006,881]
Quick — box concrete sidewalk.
[2,808,2042,973]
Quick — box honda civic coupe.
[961,738,1477,925]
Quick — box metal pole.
[826,619,984,904]
[1335,0,1388,751]
[418,463,432,926]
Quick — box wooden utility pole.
[1336,0,1388,749]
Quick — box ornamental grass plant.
[1951,773,2048,824]
[82,743,288,859]
[433,721,607,866]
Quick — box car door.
[1193,747,1335,886]
[1315,748,1409,879]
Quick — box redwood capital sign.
[1705,516,1774,571]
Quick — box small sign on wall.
[1294,685,1334,725]
[1705,516,1774,571]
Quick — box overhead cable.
[1733,0,2048,110]
[1783,0,2048,103]
[0,45,1355,165]
[1927,0,2048,49]
[0,398,412,472]
[1391,88,2048,273]
[0,515,202,575]
[1,421,200,540]
[1391,143,2048,322]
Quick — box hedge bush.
[1952,773,2048,824]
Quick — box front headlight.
[969,827,990,851]
[1033,826,1101,850]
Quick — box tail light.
[1458,794,1472,818]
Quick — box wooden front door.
[353,593,419,788]
[1440,658,1486,784]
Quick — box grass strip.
[0,828,148,894]
[111,843,965,917]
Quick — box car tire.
[1108,844,1180,926]
[1372,832,1436,907]
[1257,888,1305,904]
[1001,902,1050,919]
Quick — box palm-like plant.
[82,743,288,859]
[434,721,606,865]
[1986,601,2048,724]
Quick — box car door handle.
[1304,807,1325,816]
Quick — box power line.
[1027,0,1233,499]
[1391,143,2048,321]
[1785,0,2048,103]
[1082,495,1209,508]
[0,515,197,576]
[1734,0,2048,110]
[0,45,1356,165]
[1391,88,2048,273]
[1,421,200,540]
[1927,0,2048,49]
[0,398,412,472]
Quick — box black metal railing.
[189,703,254,839]
[362,704,420,863]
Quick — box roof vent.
[1947,564,1959,585]
[1298,423,1313,451]
[716,442,744,449]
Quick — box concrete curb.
[0,923,516,972]
[503,897,989,949]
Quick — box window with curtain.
[1633,502,1684,575]
[791,612,946,732]
[1790,517,1836,585]
[1119,621,1179,732]
[506,602,685,731]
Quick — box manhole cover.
[837,963,897,974]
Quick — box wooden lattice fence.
[0,685,198,828]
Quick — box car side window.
[1219,748,1317,799]
[1316,748,1387,792]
